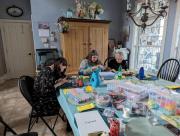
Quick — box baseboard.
[0,74,10,84]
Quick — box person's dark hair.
[85,50,101,65]
[44,58,56,67]
[55,57,67,67]
[86,50,98,60]
[54,57,67,78]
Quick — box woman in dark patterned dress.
[34,57,68,100]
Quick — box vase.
[89,9,95,19]
[94,13,100,20]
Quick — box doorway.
[0,20,35,78]
[0,28,6,77]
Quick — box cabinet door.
[61,22,89,73]
[89,23,109,63]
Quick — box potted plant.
[88,2,104,19]
[60,21,69,33]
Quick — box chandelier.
[126,0,168,30]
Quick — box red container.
[109,118,120,136]
[78,79,83,87]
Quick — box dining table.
[57,76,180,136]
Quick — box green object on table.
[115,65,122,80]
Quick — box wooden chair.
[157,59,180,82]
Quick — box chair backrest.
[157,59,180,82]
[18,76,35,105]
[104,57,114,66]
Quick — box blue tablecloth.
[57,79,178,136]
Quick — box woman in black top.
[108,51,127,71]
[34,57,68,99]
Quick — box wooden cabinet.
[59,18,110,73]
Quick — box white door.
[0,21,35,78]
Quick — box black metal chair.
[104,57,114,67]
[157,59,180,82]
[18,76,65,136]
[0,115,38,136]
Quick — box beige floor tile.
[0,79,73,136]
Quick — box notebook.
[74,110,109,136]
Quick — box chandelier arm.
[128,6,143,16]
[129,15,142,27]
[146,15,161,26]
[148,6,160,16]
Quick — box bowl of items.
[95,93,111,108]
[108,90,126,110]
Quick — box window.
[171,1,180,80]
[175,23,180,60]
[131,2,167,73]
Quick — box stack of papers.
[74,110,109,136]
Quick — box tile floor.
[0,79,73,136]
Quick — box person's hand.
[91,66,98,71]
[54,78,68,88]
[55,77,67,83]
[98,65,104,70]
[60,78,68,84]
[111,69,116,73]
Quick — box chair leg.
[66,121,72,132]
[28,112,33,132]
[58,113,66,122]
[52,115,59,130]
[35,117,39,123]
[3,126,7,136]
[40,117,57,136]
[1,120,17,136]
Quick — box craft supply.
[115,66,122,80]
[108,90,126,110]
[148,87,180,116]
[160,115,180,129]
[66,88,94,105]
[109,118,120,136]
[85,86,93,93]
[123,107,130,118]
[131,103,147,116]
[77,103,95,112]
[95,93,111,108]
[117,81,148,102]
[90,69,101,88]
[103,108,115,118]
[138,67,145,80]
[166,85,180,90]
